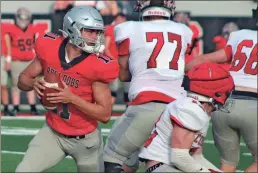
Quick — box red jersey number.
[18,38,34,52]
[146,32,182,70]
[230,40,258,75]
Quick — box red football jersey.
[7,24,37,61]
[105,25,118,60]
[35,33,119,136]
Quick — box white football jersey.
[115,20,193,101]
[139,97,210,165]
[226,29,257,89]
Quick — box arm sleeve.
[169,99,209,131]
[171,148,211,172]
[192,154,222,172]
[114,22,133,56]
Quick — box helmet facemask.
[187,91,235,113]
[212,91,235,113]
[60,21,105,55]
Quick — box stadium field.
[1,109,253,172]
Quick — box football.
[40,73,64,110]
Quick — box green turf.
[1,119,114,130]
[1,118,253,172]
[1,119,45,128]
[1,153,77,172]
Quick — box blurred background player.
[139,63,234,173]
[105,13,128,103]
[185,6,258,173]
[173,11,202,63]
[212,22,239,70]
[16,6,118,172]
[1,22,14,116]
[213,22,239,51]
[103,0,193,172]
[5,7,39,115]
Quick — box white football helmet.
[134,0,176,20]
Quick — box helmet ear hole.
[215,92,222,98]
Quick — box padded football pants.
[1,57,8,86]
[103,102,167,167]
[16,124,104,172]
[11,61,31,91]
[212,95,257,166]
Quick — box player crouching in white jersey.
[185,7,257,173]
[139,63,235,173]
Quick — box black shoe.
[4,109,15,116]
[31,109,40,115]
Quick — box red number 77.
[146,32,182,70]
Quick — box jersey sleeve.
[224,31,240,62]
[34,34,47,64]
[94,54,119,83]
[114,21,133,56]
[105,25,113,37]
[169,98,209,131]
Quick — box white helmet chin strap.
[187,92,214,103]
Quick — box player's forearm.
[4,34,12,57]
[17,72,35,91]
[71,94,112,123]
[185,55,207,72]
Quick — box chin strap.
[187,92,214,103]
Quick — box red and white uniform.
[115,21,193,105]
[35,33,119,136]
[224,29,257,89]
[139,97,210,164]
[7,24,37,61]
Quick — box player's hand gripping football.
[46,81,74,104]
[33,77,46,99]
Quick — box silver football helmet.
[60,6,105,54]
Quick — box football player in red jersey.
[5,7,39,115]
[16,6,119,172]
[1,23,15,116]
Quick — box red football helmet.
[134,0,176,20]
[182,63,235,111]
